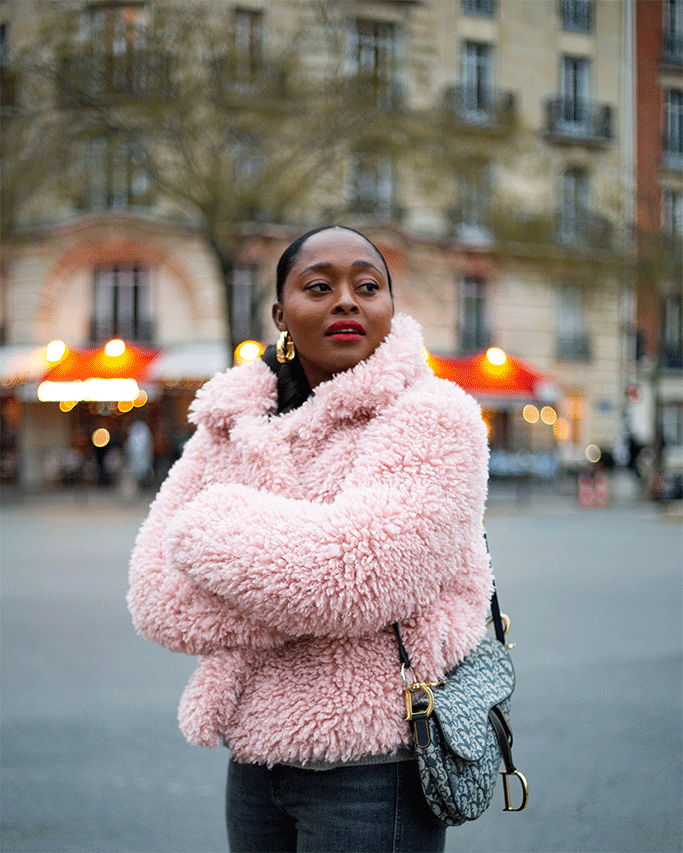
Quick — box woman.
[127,226,492,852]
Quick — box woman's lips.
[325,321,366,340]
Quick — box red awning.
[426,351,558,404]
[43,341,159,382]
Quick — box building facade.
[629,0,683,491]
[1,0,662,491]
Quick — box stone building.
[1,0,669,491]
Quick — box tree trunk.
[210,237,235,368]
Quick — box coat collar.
[189,313,431,434]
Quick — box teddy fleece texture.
[127,313,492,767]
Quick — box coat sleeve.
[127,426,290,655]
[166,386,491,639]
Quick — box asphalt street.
[1,485,681,853]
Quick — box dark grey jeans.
[226,757,447,853]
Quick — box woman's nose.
[332,285,359,312]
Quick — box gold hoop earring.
[276,330,296,363]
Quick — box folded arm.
[167,391,489,639]
[127,427,289,655]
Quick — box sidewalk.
[2,476,681,521]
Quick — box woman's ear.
[272,302,286,332]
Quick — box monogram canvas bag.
[394,542,528,826]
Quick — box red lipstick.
[325,320,366,340]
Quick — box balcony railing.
[210,55,287,101]
[662,31,683,67]
[443,85,515,131]
[556,208,614,251]
[58,51,171,106]
[349,197,404,221]
[544,97,613,145]
[346,75,405,111]
[446,207,493,245]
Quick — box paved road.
[1,488,681,853]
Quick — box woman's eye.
[358,281,380,292]
[306,282,332,293]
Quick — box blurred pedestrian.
[125,419,154,487]
[128,226,492,852]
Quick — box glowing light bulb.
[235,340,265,364]
[105,339,126,358]
[523,405,539,424]
[46,340,67,363]
[585,444,601,463]
[92,428,111,448]
[540,406,557,425]
[486,347,506,366]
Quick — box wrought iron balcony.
[346,75,405,111]
[446,207,493,245]
[349,197,405,221]
[443,86,515,131]
[544,97,613,145]
[662,31,683,67]
[210,55,288,101]
[58,51,171,106]
[555,208,614,251]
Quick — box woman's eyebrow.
[299,260,383,275]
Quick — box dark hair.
[275,225,393,303]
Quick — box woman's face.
[273,229,394,389]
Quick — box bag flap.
[429,636,515,761]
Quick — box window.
[350,19,401,107]
[662,295,682,368]
[462,0,496,18]
[666,0,683,32]
[561,0,593,33]
[80,3,150,50]
[557,284,591,360]
[663,0,683,64]
[451,161,492,242]
[560,55,591,131]
[79,3,152,94]
[462,42,494,115]
[459,277,490,352]
[663,90,683,168]
[350,153,396,217]
[233,8,263,86]
[559,167,589,242]
[92,266,153,343]
[0,23,8,65]
[232,132,264,183]
[663,189,683,237]
[232,265,262,343]
[81,132,150,210]
[661,403,683,446]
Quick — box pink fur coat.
[127,314,492,766]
